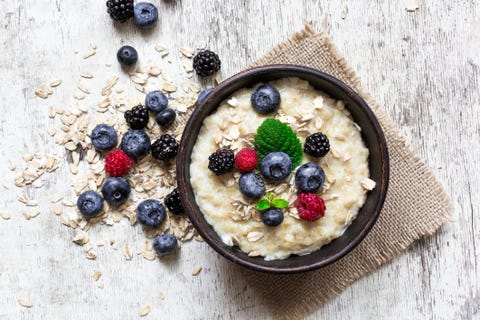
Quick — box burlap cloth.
[219,24,453,319]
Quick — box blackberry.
[208,149,234,175]
[106,0,134,23]
[193,50,221,77]
[304,132,330,158]
[151,134,179,162]
[165,188,184,215]
[125,105,149,129]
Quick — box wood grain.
[0,0,478,319]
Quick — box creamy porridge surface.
[190,77,374,260]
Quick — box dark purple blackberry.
[208,149,234,175]
[151,134,179,162]
[165,188,184,215]
[124,105,149,129]
[193,50,221,77]
[304,132,330,158]
[106,0,134,23]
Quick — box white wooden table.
[0,1,478,319]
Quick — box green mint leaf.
[254,118,303,169]
[271,198,289,209]
[257,200,271,211]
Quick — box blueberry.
[77,191,104,218]
[91,124,118,151]
[133,2,158,29]
[101,177,131,206]
[262,208,284,227]
[120,130,151,159]
[153,234,178,256]
[145,90,168,114]
[260,152,292,181]
[136,199,166,227]
[197,88,212,103]
[117,45,138,67]
[251,84,281,114]
[295,162,325,193]
[155,108,176,127]
[238,172,265,199]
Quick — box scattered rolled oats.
[77,80,90,94]
[49,79,62,87]
[180,47,194,58]
[162,81,177,92]
[182,59,194,73]
[191,265,202,276]
[83,49,96,59]
[18,298,33,308]
[62,200,75,207]
[155,43,169,56]
[24,209,40,220]
[139,305,151,317]
[73,230,89,245]
[405,0,420,11]
[124,245,133,261]
[1,212,11,220]
[80,71,94,79]
[86,250,97,260]
[26,200,38,207]
[93,271,102,281]
[35,88,49,99]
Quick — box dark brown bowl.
[177,65,389,274]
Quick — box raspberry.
[294,193,326,221]
[234,148,258,172]
[105,149,133,177]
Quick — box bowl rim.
[177,64,389,274]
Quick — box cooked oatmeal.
[190,77,374,260]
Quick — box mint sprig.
[256,193,289,211]
[254,118,303,169]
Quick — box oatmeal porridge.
[190,77,375,260]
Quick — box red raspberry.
[105,149,133,177]
[234,148,258,172]
[294,193,326,221]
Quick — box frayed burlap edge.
[235,24,454,320]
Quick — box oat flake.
[191,265,202,276]
[139,305,150,317]
[361,178,376,191]
[246,231,264,242]
[93,271,102,281]
[405,0,419,11]
[18,298,32,308]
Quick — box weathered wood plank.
[0,0,477,319]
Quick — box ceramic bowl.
[176,65,389,273]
